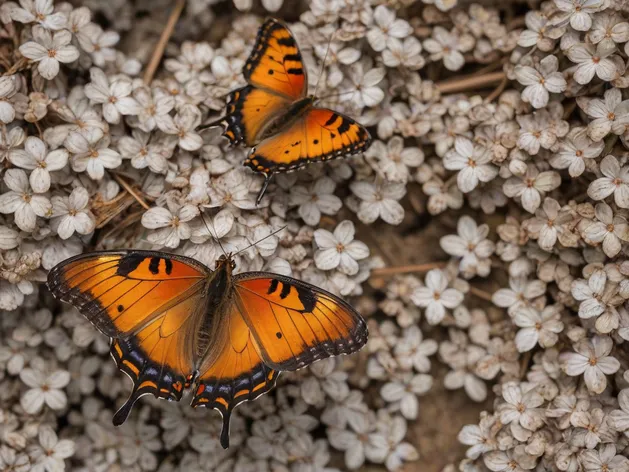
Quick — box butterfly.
[47,249,368,448]
[202,18,372,203]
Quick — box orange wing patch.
[233,274,368,371]
[191,304,278,449]
[47,251,210,424]
[218,85,291,147]
[243,18,307,100]
[245,108,372,174]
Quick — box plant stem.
[143,0,186,85]
[436,71,506,94]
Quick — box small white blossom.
[514,55,567,109]
[444,137,498,193]
[440,215,495,277]
[9,136,68,192]
[10,0,67,30]
[411,269,464,325]
[141,201,199,248]
[513,305,564,352]
[84,68,140,124]
[350,180,405,225]
[51,187,95,239]
[20,364,70,413]
[566,42,618,85]
[367,6,412,52]
[19,26,79,80]
[289,177,342,226]
[65,130,122,180]
[314,220,369,276]
[0,169,51,232]
[587,155,629,208]
[561,335,620,394]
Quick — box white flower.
[423,26,474,71]
[587,155,629,208]
[84,68,140,124]
[550,128,604,177]
[344,62,386,108]
[51,187,95,239]
[289,177,342,226]
[566,42,618,85]
[367,415,419,471]
[367,6,412,52]
[0,445,30,471]
[0,169,51,232]
[28,426,74,472]
[394,325,438,373]
[141,201,199,248]
[328,414,372,470]
[503,166,561,213]
[444,137,498,193]
[9,136,68,192]
[609,389,629,433]
[382,37,425,70]
[350,180,405,225]
[19,26,79,80]
[582,202,629,257]
[0,75,19,124]
[580,444,629,472]
[411,269,463,324]
[157,104,203,151]
[561,335,620,394]
[10,0,67,30]
[589,12,629,48]
[498,382,545,431]
[440,215,495,277]
[553,0,605,31]
[118,129,171,174]
[380,373,433,420]
[365,137,424,184]
[89,26,120,67]
[513,305,564,352]
[492,276,546,315]
[571,270,620,333]
[514,55,566,109]
[526,197,573,251]
[579,88,629,141]
[20,365,70,413]
[518,10,564,51]
[65,130,121,180]
[314,220,369,276]
[458,417,497,459]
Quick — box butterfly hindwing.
[219,85,292,147]
[245,107,372,174]
[233,273,368,370]
[244,18,307,100]
[191,301,279,448]
[47,250,211,423]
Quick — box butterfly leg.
[255,173,274,206]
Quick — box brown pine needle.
[436,71,506,94]
[468,286,494,302]
[371,262,447,277]
[143,0,186,85]
[112,174,150,211]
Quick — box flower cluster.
[2,0,629,471]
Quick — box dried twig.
[468,286,494,302]
[143,0,186,85]
[112,173,150,210]
[485,76,509,103]
[436,71,506,94]
[371,262,447,277]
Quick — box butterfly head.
[216,253,237,271]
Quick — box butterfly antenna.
[312,28,335,100]
[234,225,287,256]
[200,210,228,257]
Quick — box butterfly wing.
[191,271,367,449]
[233,273,368,371]
[217,85,292,147]
[191,302,278,449]
[244,18,307,100]
[47,250,211,424]
[244,107,372,174]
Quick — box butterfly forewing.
[47,250,212,424]
[233,273,368,371]
[243,18,307,100]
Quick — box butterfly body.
[204,18,372,201]
[47,249,367,448]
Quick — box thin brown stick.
[485,76,508,103]
[371,262,447,277]
[468,286,494,302]
[112,174,150,210]
[436,71,506,94]
[143,0,186,85]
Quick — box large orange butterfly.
[47,250,367,448]
[203,18,372,202]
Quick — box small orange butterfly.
[47,249,367,448]
[203,18,372,203]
